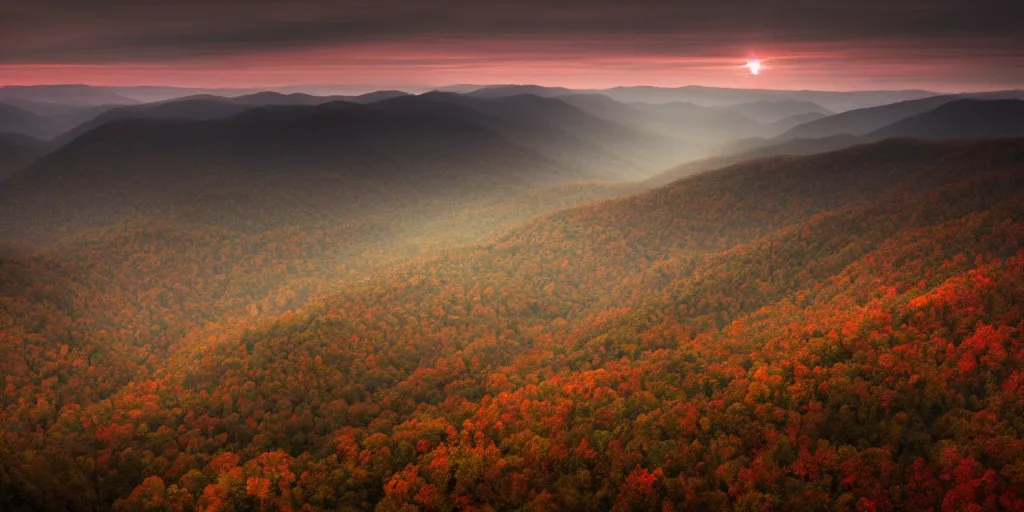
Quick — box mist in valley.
[3,0,1024,509]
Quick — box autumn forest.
[1,80,1024,512]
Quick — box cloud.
[2,0,1021,62]
[1,0,1021,89]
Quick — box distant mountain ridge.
[725,99,834,123]
[556,95,832,146]
[776,90,1024,141]
[776,95,964,141]
[443,84,936,111]
[42,91,690,181]
[0,85,138,106]
[0,84,950,155]
[0,102,585,238]
[649,99,1024,187]
[2,83,939,111]
[3,84,1020,214]
[0,103,52,139]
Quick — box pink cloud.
[1,35,1020,92]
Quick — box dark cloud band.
[1,0,1021,89]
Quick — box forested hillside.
[2,139,1023,510]
[0,92,690,242]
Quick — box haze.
[3,1,1024,511]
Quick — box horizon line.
[0,82,978,94]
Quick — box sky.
[2,0,1022,92]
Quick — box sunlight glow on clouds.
[0,35,1020,92]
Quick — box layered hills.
[0,93,694,241]
[1,79,1024,511]
[2,138,1023,510]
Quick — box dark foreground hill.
[2,139,1024,510]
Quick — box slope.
[626,101,762,141]
[373,93,688,179]
[777,90,1024,142]
[866,99,1024,140]
[0,103,583,241]
[3,139,1023,510]
[0,133,44,182]
[0,103,60,140]
[596,85,938,111]
[471,94,686,177]
[653,99,1024,187]
[48,98,260,149]
[47,91,411,149]
[459,85,936,111]
[777,95,960,140]
[646,135,863,188]
[760,111,830,136]
[560,95,830,147]
[726,99,833,123]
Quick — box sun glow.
[745,59,762,75]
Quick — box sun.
[744,59,762,76]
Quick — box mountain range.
[868,98,1024,140]
[2,85,1022,246]
[0,102,579,239]
[0,102,116,141]
[452,84,937,111]
[648,98,1024,186]
[1,74,1024,512]
[2,83,939,110]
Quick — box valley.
[0,83,1023,511]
